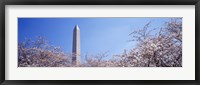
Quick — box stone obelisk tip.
[75,25,79,30]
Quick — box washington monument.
[72,25,80,65]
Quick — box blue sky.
[18,18,172,60]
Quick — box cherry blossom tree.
[114,18,182,67]
[18,36,72,67]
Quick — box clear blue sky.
[18,18,172,60]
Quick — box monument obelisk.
[72,25,80,65]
